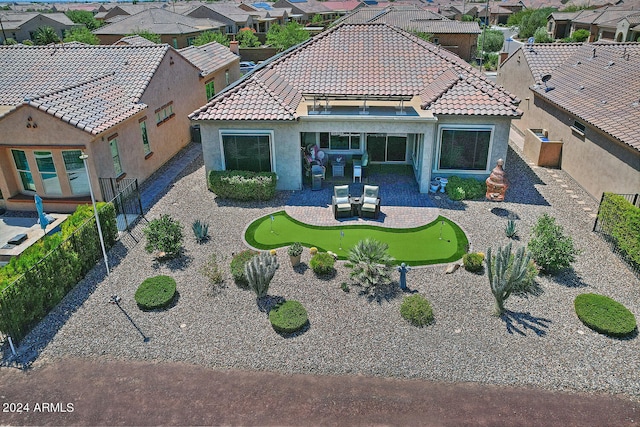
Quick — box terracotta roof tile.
[178,42,238,77]
[0,44,168,134]
[531,42,640,151]
[191,23,521,121]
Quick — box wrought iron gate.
[99,178,143,232]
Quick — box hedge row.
[208,170,277,201]
[597,193,640,269]
[0,203,118,342]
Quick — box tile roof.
[190,23,521,121]
[178,41,238,77]
[114,35,158,46]
[0,44,169,135]
[94,8,225,36]
[530,43,640,151]
[0,12,76,30]
[520,43,583,86]
[275,0,333,14]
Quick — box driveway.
[1,358,638,426]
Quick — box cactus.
[505,219,517,238]
[245,251,279,299]
[486,242,532,315]
[192,219,209,243]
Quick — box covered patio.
[285,164,441,228]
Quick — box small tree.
[534,27,553,43]
[245,252,279,300]
[143,214,184,257]
[486,243,532,315]
[65,10,101,31]
[33,26,60,45]
[266,22,310,51]
[193,31,229,47]
[236,28,261,48]
[128,30,161,44]
[478,28,504,53]
[64,27,100,45]
[528,214,580,274]
[571,29,590,42]
[346,238,395,291]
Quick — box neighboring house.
[0,12,80,44]
[0,44,207,213]
[272,0,335,24]
[186,4,253,36]
[113,34,158,47]
[190,23,522,194]
[178,41,242,101]
[336,6,480,62]
[497,42,640,200]
[615,12,640,40]
[92,8,225,48]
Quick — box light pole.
[80,152,118,303]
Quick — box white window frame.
[218,129,275,172]
[434,124,495,173]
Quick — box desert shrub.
[345,238,394,290]
[135,275,176,310]
[144,214,184,257]
[463,252,485,273]
[534,27,553,43]
[192,219,209,243]
[574,293,637,337]
[230,250,259,284]
[446,176,486,200]
[201,253,224,285]
[309,252,335,275]
[269,300,308,333]
[400,294,434,327]
[597,193,640,270]
[571,29,590,42]
[208,170,276,201]
[528,214,580,274]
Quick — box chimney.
[230,40,239,56]
[499,51,508,65]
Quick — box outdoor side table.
[349,197,362,217]
[332,161,345,177]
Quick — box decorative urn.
[485,159,508,202]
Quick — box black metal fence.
[99,178,143,232]
[593,193,640,279]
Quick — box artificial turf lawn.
[245,211,468,266]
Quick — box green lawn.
[245,211,468,265]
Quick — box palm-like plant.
[346,238,395,291]
[33,26,60,45]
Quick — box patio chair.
[360,184,380,219]
[332,185,352,219]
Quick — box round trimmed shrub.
[309,252,335,275]
[230,249,259,284]
[135,275,176,310]
[269,300,308,333]
[400,294,434,327]
[574,293,637,337]
[463,252,484,273]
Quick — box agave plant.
[192,219,210,243]
[505,219,517,238]
[346,238,395,291]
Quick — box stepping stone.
[565,189,574,193]
[570,194,579,199]
[555,179,563,182]
[561,184,568,188]
[445,263,460,274]
[577,200,586,205]
[583,207,592,211]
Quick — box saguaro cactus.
[486,242,532,315]
[245,251,279,299]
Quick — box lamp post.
[80,152,117,302]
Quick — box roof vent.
[574,60,581,66]
[459,74,464,80]
[592,47,596,58]
[601,100,607,104]
[606,60,614,67]
[579,85,584,90]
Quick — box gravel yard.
[14,144,640,400]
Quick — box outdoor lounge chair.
[360,184,380,219]
[332,185,352,219]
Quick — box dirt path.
[0,358,637,426]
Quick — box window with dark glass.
[222,134,271,172]
[35,151,61,195]
[439,129,491,170]
[12,149,36,192]
[63,150,90,195]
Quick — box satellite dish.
[541,74,552,83]
[527,37,535,44]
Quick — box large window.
[62,150,90,195]
[367,134,407,162]
[140,120,151,155]
[110,138,123,176]
[222,133,272,172]
[330,133,360,150]
[12,149,36,192]
[438,128,492,171]
[34,151,62,195]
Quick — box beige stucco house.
[497,42,640,200]
[191,23,522,194]
[0,43,232,213]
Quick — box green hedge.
[597,193,640,269]
[269,300,308,334]
[574,293,637,337]
[208,170,277,201]
[445,176,486,201]
[0,203,117,342]
[135,275,177,310]
[400,294,434,327]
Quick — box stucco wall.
[3,15,76,43]
[437,33,478,62]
